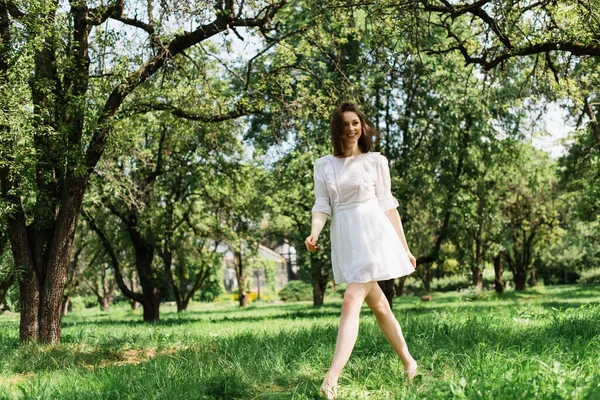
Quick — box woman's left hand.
[408,252,417,270]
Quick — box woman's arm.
[384,208,417,269]
[305,211,328,252]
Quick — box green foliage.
[578,269,600,285]
[278,280,313,302]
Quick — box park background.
[0,0,599,398]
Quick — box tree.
[217,163,268,307]
[415,0,600,151]
[85,97,247,318]
[81,249,117,312]
[0,0,288,343]
[265,148,333,306]
[500,145,560,290]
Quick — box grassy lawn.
[1,285,599,399]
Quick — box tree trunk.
[18,270,40,342]
[471,266,483,299]
[131,230,161,321]
[423,264,432,293]
[514,268,527,291]
[528,269,537,287]
[142,289,160,320]
[494,254,503,294]
[311,259,328,307]
[40,228,79,343]
[100,297,110,312]
[232,247,248,308]
[395,277,406,297]
[378,279,395,310]
[177,299,187,312]
[129,272,140,311]
[313,279,326,307]
[238,274,248,307]
[61,296,70,316]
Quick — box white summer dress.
[311,152,414,284]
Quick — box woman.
[305,101,418,399]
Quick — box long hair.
[330,101,372,156]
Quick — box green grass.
[1,285,600,399]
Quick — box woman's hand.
[305,235,320,252]
[407,252,417,270]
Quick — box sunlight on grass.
[0,285,599,399]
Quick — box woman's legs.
[364,283,417,373]
[322,281,375,391]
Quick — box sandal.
[320,378,338,399]
[404,360,418,380]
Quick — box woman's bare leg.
[322,281,375,395]
[364,283,417,375]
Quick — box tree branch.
[85,1,287,174]
[123,102,262,122]
[6,1,25,18]
[422,0,600,70]
[82,210,144,303]
[583,97,600,148]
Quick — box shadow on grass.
[10,306,600,399]
[59,308,343,330]
[9,301,600,372]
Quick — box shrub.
[578,268,600,284]
[278,280,313,302]
[431,275,471,292]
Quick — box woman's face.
[341,111,362,147]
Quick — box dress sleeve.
[311,162,331,216]
[375,155,399,212]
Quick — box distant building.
[222,244,293,294]
[271,239,299,281]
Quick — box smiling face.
[342,111,362,147]
[330,101,372,156]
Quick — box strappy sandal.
[319,379,338,399]
[404,361,418,380]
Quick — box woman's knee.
[341,286,365,313]
[370,298,391,319]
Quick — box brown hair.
[330,101,372,157]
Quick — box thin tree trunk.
[528,269,537,287]
[238,275,248,307]
[423,264,432,293]
[472,266,483,299]
[313,280,325,306]
[494,254,503,294]
[395,277,406,297]
[84,212,147,316]
[234,248,248,307]
[101,297,110,312]
[378,279,395,310]
[311,258,327,307]
[129,272,140,311]
[61,297,70,316]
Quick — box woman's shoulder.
[315,155,332,165]
[364,151,387,164]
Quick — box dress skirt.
[330,198,414,284]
